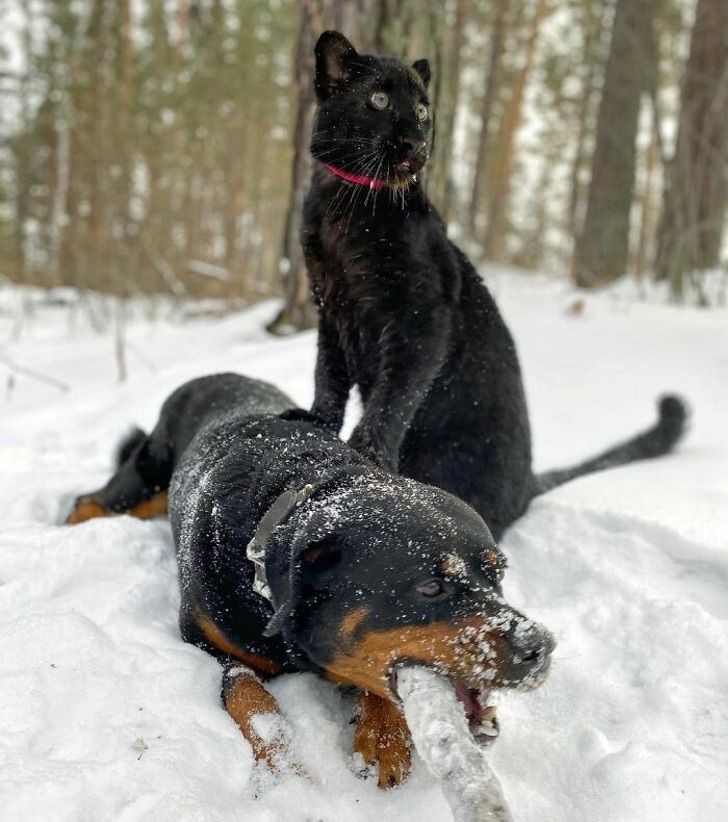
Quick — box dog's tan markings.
[67,491,168,524]
[324,619,508,700]
[340,607,370,643]
[442,553,467,577]
[223,670,286,767]
[127,491,168,520]
[484,549,501,567]
[66,498,110,525]
[354,691,412,789]
[196,612,282,677]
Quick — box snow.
[1,271,727,822]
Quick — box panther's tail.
[536,395,688,495]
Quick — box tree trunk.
[634,106,660,280]
[482,0,549,261]
[15,0,33,286]
[469,0,509,237]
[268,0,334,335]
[654,0,728,299]
[566,0,608,240]
[428,0,470,220]
[572,0,656,288]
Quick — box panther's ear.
[412,58,431,88]
[315,31,359,100]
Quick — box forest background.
[0,0,726,335]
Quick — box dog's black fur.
[303,31,688,540]
[67,373,554,772]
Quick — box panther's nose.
[400,136,425,157]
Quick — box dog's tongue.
[398,666,512,822]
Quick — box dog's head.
[310,31,432,189]
[265,473,554,741]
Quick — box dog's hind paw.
[66,495,110,525]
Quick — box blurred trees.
[480,0,549,262]
[1,0,296,300]
[655,0,728,301]
[0,0,725,312]
[268,0,334,335]
[469,0,509,238]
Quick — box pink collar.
[324,163,385,190]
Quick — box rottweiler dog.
[67,373,554,787]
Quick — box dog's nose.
[400,137,425,157]
[502,622,555,675]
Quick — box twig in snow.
[0,351,70,393]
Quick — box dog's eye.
[416,578,444,598]
[417,102,428,121]
[370,91,389,110]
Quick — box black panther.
[303,31,687,539]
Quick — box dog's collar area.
[245,482,315,605]
[323,163,385,190]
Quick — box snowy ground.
[1,272,727,822]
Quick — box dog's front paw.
[353,692,412,789]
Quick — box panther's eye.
[370,91,390,110]
[417,102,429,121]
[416,578,444,598]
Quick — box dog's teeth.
[474,721,499,737]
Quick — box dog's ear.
[263,534,344,638]
[412,58,431,89]
[299,538,344,588]
[315,31,359,100]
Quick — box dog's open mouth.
[390,669,499,746]
[453,681,500,745]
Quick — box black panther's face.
[311,31,432,189]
